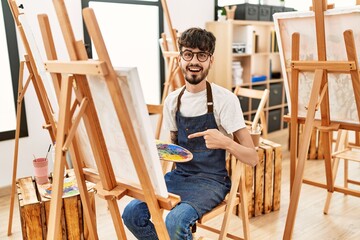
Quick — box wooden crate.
[243,139,282,218]
[298,124,339,160]
[298,124,326,160]
[17,175,95,240]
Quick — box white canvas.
[78,67,168,198]
[19,15,59,117]
[273,6,360,124]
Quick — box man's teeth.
[189,67,201,72]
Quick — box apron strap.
[206,81,213,113]
[176,81,214,113]
[176,86,187,112]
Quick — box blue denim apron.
[165,81,231,218]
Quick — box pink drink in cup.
[33,157,49,184]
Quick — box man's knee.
[122,199,149,226]
[165,203,198,239]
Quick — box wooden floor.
[1,129,360,239]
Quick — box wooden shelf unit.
[206,20,288,133]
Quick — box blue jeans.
[122,199,198,240]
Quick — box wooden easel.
[159,0,185,90]
[6,0,65,235]
[6,1,95,237]
[146,0,185,141]
[17,0,180,239]
[284,1,360,239]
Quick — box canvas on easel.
[273,1,360,239]
[274,6,360,124]
[6,0,62,235]
[75,66,169,197]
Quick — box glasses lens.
[181,51,193,61]
[197,52,209,62]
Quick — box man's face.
[178,47,213,85]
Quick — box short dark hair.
[177,27,216,54]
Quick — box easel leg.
[47,75,72,239]
[283,69,324,239]
[107,199,128,239]
[70,143,99,239]
[7,61,25,236]
[289,32,300,193]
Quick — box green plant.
[220,7,226,15]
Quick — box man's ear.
[209,55,214,66]
[177,55,182,65]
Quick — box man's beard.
[183,66,210,85]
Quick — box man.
[122,27,258,240]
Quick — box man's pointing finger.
[188,130,207,139]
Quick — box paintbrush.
[45,144,51,160]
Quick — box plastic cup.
[250,132,261,147]
[33,158,49,184]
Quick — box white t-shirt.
[163,82,246,136]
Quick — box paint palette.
[38,176,94,199]
[156,140,193,162]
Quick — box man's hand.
[188,129,229,149]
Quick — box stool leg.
[324,130,348,214]
[239,167,250,240]
[344,159,349,193]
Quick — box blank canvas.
[78,67,169,198]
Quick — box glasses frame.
[180,50,212,62]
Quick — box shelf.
[268,104,287,111]
[233,53,251,58]
[206,20,287,133]
[230,20,275,26]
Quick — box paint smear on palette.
[156,140,193,162]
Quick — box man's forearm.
[170,131,178,145]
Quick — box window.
[82,0,164,104]
[0,1,28,141]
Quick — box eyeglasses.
[180,50,212,62]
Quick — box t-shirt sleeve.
[220,93,246,134]
[163,92,178,132]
